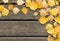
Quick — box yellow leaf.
[0,5,4,12]
[48,15,54,21]
[55,17,60,24]
[21,7,28,15]
[2,8,9,16]
[17,0,24,5]
[8,4,14,11]
[55,35,60,41]
[47,35,55,41]
[54,25,60,33]
[39,9,48,16]
[52,31,57,37]
[58,10,60,16]
[46,8,51,12]
[55,38,60,41]
[39,16,48,24]
[50,8,59,16]
[42,0,48,8]
[54,22,58,27]
[47,29,55,34]
[36,0,43,8]
[25,0,31,7]
[30,1,38,10]
[55,0,59,5]
[47,0,55,7]
[57,33,60,39]
[46,23,53,30]
[34,12,38,16]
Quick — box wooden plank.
[0,5,39,19]
[0,21,48,36]
[0,37,47,41]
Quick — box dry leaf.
[39,9,48,16]
[58,10,60,16]
[46,8,51,12]
[0,5,4,12]
[54,22,58,27]
[25,0,31,7]
[50,8,59,16]
[55,17,60,24]
[21,7,28,15]
[36,0,43,8]
[47,0,55,7]
[8,4,14,11]
[2,8,9,16]
[42,0,48,8]
[46,23,53,30]
[13,7,20,14]
[55,0,59,5]
[30,1,38,10]
[47,35,55,41]
[34,12,38,16]
[48,15,54,21]
[46,23,54,34]
[39,16,48,24]
[52,31,57,37]
[54,25,60,33]
[17,0,24,5]
[47,29,55,35]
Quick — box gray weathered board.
[0,37,47,41]
[0,0,50,41]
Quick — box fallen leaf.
[0,5,4,12]
[48,15,54,21]
[47,35,55,41]
[8,4,14,11]
[2,8,9,16]
[54,25,60,33]
[17,0,24,5]
[25,0,31,7]
[34,12,38,16]
[55,0,59,5]
[21,7,28,15]
[39,16,48,24]
[42,0,48,8]
[55,17,60,24]
[36,0,43,8]
[13,7,20,14]
[30,1,38,10]
[46,23,53,30]
[39,9,48,16]
[54,22,58,27]
[47,0,55,7]
[50,8,59,16]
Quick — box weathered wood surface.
[0,0,49,41]
[0,37,47,41]
[0,21,48,36]
[0,5,39,19]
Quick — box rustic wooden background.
[0,0,49,41]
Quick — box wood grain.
[0,21,48,36]
[0,37,47,41]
